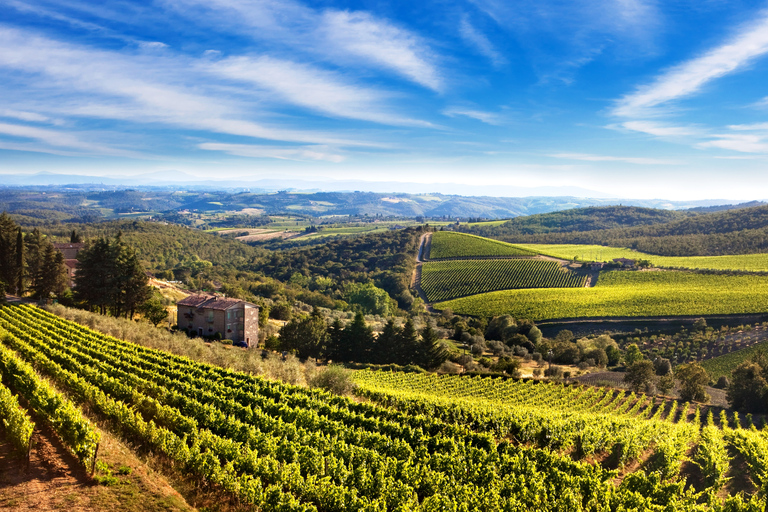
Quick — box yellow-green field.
[436,270,768,320]
[515,243,768,272]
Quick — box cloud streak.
[549,152,680,165]
[613,10,768,117]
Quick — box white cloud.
[548,152,679,165]
[613,10,768,117]
[0,109,61,124]
[459,16,505,68]
[0,26,382,148]
[619,121,701,137]
[198,142,345,162]
[210,56,434,126]
[728,122,768,131]
[443,108,501,125]
[698,134,768,153]
[0,121,137,156]
[138,41,169,50]
[164,0,443,91]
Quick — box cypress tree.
[345,311,374,363]
[34,244,66,300]
[394,318,418,365]
[419,323,449,369]
[15,228,23,295]
[0,213,19,295]
[375,319,401,364]
[24,229,44,293]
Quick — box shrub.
[309,365,355,395]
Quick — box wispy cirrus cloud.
[163,0,443,91]
[198,142,346,162]
[613,10,768,118]
[459,16,505,68]
[617,120,702,137]
[0,121,139,157]
[0,26,389,154]
[443,107,501,125]
[548,152,680,165]
[210,55,434,127]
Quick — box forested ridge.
[460,204,768,256]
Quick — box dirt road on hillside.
[412,233,434,312]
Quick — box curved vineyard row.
[1,304,766,510]
[0,339,99,468]
[428,231,535,259]
[0,379,35,457]
[436,270,768,320]
[421,259,586,301]
[516,243,768,272]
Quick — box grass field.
[516,243,768,272]
[428,231,536,259]
[421,259,585,301]
[436,270,768,320]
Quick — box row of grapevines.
[0,305,631,510]
[427,231,536,259]
[0,379,35,457]
[0,339,99,468]
[436,270,768,320]
[421,259,586,301]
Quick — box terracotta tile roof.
[63,259,78,269]
[177,294,255,311]
[52,243,85,250]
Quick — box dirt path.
[412,233,434,312]
[0,421,191,512]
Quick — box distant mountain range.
[0,171,758,219]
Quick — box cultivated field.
[421,259,585,302]
[436,270,768,320]
[516,243,768,272]
[428,231,536,259]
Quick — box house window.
[207,311,214,322]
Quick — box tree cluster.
[0,213,68,299]
[727,353,768,413]
[74,232,153,318]
[278,310,448,369]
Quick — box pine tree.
[345,311,374,363]
[0,213,20,295]
[24,229,44,293]
[327,318,345,361]
[375,319,401,364]
[418,323,449,369]
[394,318,418,365]
[15,228,24,295]
[34,244,66,300]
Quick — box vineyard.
[1,304,764,510]
[515,243,768,272]
[353,370,767,506]
[421,259,586,302]
[702,338,768,381]
[428,231,535,259]
[436,270,768,320]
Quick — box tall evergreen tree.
[344,311,374,363]
[327,318,345,361]
[34,244,66,300]
[418,323,449,369]
[375,319,401,364]
[75,233,152,318]
[70,229,83,243]
[15,228,24,295]
[394,318,418,365]
[279,308,327,359]
[0,213,20,295]
[24,229,44,294]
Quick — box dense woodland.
[460,204,768,256]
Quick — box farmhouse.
[612,258,636,267]
[53,242,85,287]
[177,294,259,347]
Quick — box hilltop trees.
[0,214,67,299]
[75,232,152,318]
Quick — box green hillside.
[421,259,585,301]
[428,231,535,259]
[436,270,768,320]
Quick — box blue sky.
[2,0,768,199]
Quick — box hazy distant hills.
[0,175,758,220]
